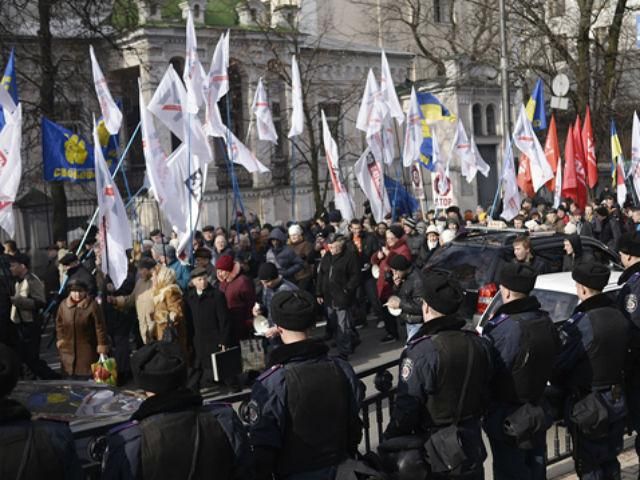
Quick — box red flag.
[517,153,535,198]
[562,124,577,204]
[582,106,598,188]
[544,115,560,191]
[573,116,588,208]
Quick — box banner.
[410,163,425,200]
[42,117,117,182]
[431,169,457,209]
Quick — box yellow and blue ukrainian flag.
[525,78,546,131]
[611,120,624,187]
[416,92,455,171]
[0,48,18,130]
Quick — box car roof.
[533,270,623,295]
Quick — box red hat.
[215,255,234,272]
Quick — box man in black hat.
[482,263,559,480]
[248,290,363,480]
[252,262,298,340]
[102,342,250,480]
[316,234,361,359]
[185,267,232,388]
[0,344,82,479]
[616,231,640,465]
[7,254,59,380]
[385,254,426,341]
[552,262,629,480]
[59,252,97,296]
[383,272,491,479]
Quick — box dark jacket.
[102,390,251,480]
[347,232,378,272]
[417,242,439,269]
[316,248,361,309]
[250,339,363,480]
[186,286,233,368]
[561,234,594,272]
[0,398,83,480]
[266,229,304,281]
[393,267,426,325]
[594,215,621,250]
[405,232,424,258]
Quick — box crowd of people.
[2,188,640,478]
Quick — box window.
[472,103,483,136]
[433,0,452,24]
[193,4,200,18]
[486,104,496,136]
[150,3,158,16]
[549,0,565,18]
[54,102,83,133]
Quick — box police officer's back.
[102,342,251,480]
[616,232,640,463]
[249,290,364,480]
[553,262,629,479]
[0,343,83,479]
[482,264,559,480]
[384,272,491,479]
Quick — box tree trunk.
[38,0,67,241]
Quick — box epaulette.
[107,420,138,436]
[487,313,509,328]
[406,334,432,349]
[629,272,640,285]
[565,311,586,326]
[257,364,283,381]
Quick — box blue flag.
[416,92,455,171]
[0,48,18,131]
[525,78,547,131]
[42,117,118,182]
[385,174,419,217]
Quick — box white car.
[475,270,623,334]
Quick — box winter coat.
[316,248,361,309]
[153,284,188,358]
[168,260,191,292]
[371,237,412,301]
[266,229,304,281]
[393,267,427,325]
[113,276,155,344]
[55,296,109,377]
[417,242,440,268]
[288,238,315,284]
[10,272,46,324]
[405,232,424,258]
[219,264,256,341]
[347,232,379,271]
[185,286,232,370]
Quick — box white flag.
[94,118,131,289]
[380,50,404,124]
[500,139,521,222]
[553,158,563,208]
[0,85,16,114]
[89,45,123,135]
[381,114,396,165]
[322,110,355,220]
[402,87,423,167]
[356,69,379,133]
[451,120,476,182]
[252,78,278,144]
[148,64,212,163]
[512,105,553,192]
[204,32,229,137]
[0,104,21,238]
[288,55,304,138]
[225,127,270,173]
[470,137,491,178]
[630,111,640,202]
[139,81,184,230]
[183,10,206,113]
[355,147,390,223]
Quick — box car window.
[480,288,579,326]
[534,246,565,274]
[425,244,498,289]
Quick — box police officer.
[0,343,83,479]
[616,231,640,465]
[248,290,364,480]
[384,272,491,479]
[102,342,251,480]
[482,264,559,480]
[553,262,629,479]
[384,254,427,341]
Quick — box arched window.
[193,4,200,18]
[150,3,158,16]
[472,103,483,136]
[486,104,496,136]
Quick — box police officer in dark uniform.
[553,262,629,479]
[384,272,491,479]
[482,264,559,480]
[248,290,364,480]
[616,231,640,466]
[102,342,251,480]
[0,343,83,479]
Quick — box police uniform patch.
[626,294,638,314]
[247,400,261,425]
[401,358,413,381]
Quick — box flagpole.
[102,216,111,278]
[224,93,246,235]
[75,121,141,257]
[291,138,297,219]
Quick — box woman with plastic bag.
[55,278,109,378]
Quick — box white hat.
[440,229,456,244]
[426,225,440,235]
[288,224,303,236]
